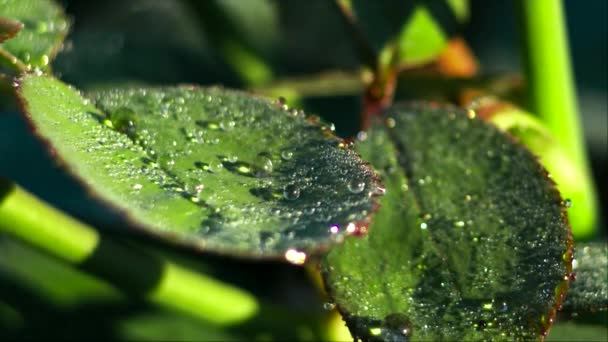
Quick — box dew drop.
[356,131,368,141]
[347,179,365,194]
[369,327,382,336]
[220,120,236,131]
[281,150,294,161]
[40,55,49,66]
[208,160,223,173]
[255,154,273,175]
[284,249,306,265]
[454,221,465,227]
[386,117,396,128]
[283,184,300,200]
[329,224,340,234]
[108,107,137,134]
[323,302,336,311]
[196,120,220,130]
[382,313,413,339]
[160,157,175,169]
[236,164,251,175]
[561,198,572,208]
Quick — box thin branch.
[331,0,378,70]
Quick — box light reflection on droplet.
[284,249,306,265]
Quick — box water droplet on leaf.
[284,249,306,265]
[208,160,223,173]
[347,179,365,194]
[283,184,300,200]
[281,150,294,161]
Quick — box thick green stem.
[517,0,597,237]
[0,179,259,325]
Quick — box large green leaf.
[563,242,608,312]
[16,74,381,259]
[546,321,608,342]
[322,102,572,341]
[0,0,68,71]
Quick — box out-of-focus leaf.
[17,74,382,259]
[323,102,572,341]
[470,98,598,240]
[563,242,608,312]
[338,0,469,68]
[0,236,239,340]
[186,0,279,86]
[0,0,69,71]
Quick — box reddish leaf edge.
[13,73,384,263]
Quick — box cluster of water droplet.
[1,0,68,71]
[84,86,382,257]
[322,102,571,341]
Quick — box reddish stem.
[361,69,396,130]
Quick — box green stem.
[517,0,597,237]
[0,47,28,74]
[0,179,259,325]
[517,0,583,163]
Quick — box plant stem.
[517,0,597,237]
[332,0,378,71]
[0,48,28,74]
[0,179,259,325]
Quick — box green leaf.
[546,321,608,342]
[394,6,447,66]
[563,242,608,312]
[16,74,381,259]
[481,103,598,240]
[0,0,69,72]
[322,102,572,341]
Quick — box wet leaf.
[563,242,608,312]
[0,0,69,71]
[16,74,381,259]
[546,321,608,342]
[322,102,572,341]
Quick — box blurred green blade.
[563,242,608,312]
[16,74,381,259]
[323,102,572,341]
[0,0,69,71]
